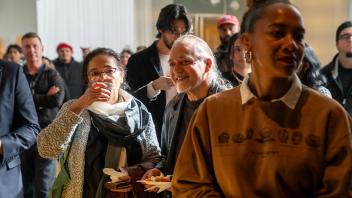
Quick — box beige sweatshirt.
[172,86,352,198]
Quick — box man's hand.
[152,76,174,91]
[47,85,60,95]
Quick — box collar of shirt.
[240,74,302,110]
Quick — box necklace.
[232,71,243,84]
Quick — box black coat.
[321,54,352,115]
[54,58,85,99]
[157,81,229,175]
[0,61,40,197]
[24,64,66,128]
[126,41,165,143]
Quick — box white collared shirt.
[240,74,302,110]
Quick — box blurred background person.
[299,43,331,97]
[6,44,24,65]
[81,46,91,60]
[54,42,85,99]
[120,48,133,68]
[214,15,240,73]
[42,56,56,70]
[222,33,251,86]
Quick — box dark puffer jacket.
[321,54,352,115]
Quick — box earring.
[244,50,253,63]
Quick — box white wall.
[37,0,135,61]
[0,0,37,49]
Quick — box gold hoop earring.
[244,50,253,63]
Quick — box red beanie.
[57,42,73,52]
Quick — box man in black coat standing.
[126,4,192,143]
[0,59,40,197]
[54,42,85,99]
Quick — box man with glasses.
[126,4,192,144]
[322,21,352,115]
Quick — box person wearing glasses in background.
[321,21,352,115]
[126,4,192,144]
[37,48,161,197]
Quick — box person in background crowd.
[214,14,240,73]
[120,49,133,68]
[222,33,251,86]
[37,48,161,198]
[21,32,66,198]
[54,42,85,99]
[6,44,24,65]
[126,4,192,144]
[42,56,56,70]
[81,46,91,60]
[321,20,352,115]
[136,45,147,52]
[172,0,352,197]
[142,34,231,197]
[0,58,40,197]
[299,43,331,97]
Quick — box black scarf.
[89,99,149,165]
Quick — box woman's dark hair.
[82,48,122,85]
[300,43,327,89]
[155,4,192,38]
[241,0,291,34]
[6,44,22,54]
[227,33,241,62]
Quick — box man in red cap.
[214,15,240,73]
[53,42,85,99]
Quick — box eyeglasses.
[167,27,188,37]
[339,33,352,42]
[88,67,121,80]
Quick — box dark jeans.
[21,144,56,198]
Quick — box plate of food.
[137,174,172,193]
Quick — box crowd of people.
[0,0,351,197]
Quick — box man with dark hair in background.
[214,15,240,73]
[126,4,192,143]
[54,42,85,99]
[21,32,66,198]
[321,21,352,115]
